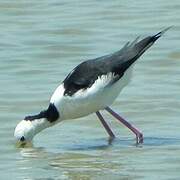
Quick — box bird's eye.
[20,136,25,141]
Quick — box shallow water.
[0,0,180,179]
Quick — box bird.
[14,27,170,145]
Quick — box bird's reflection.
[15,136,180,156]
[15,136,180,180]
[15,141,33,148]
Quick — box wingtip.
[154,26,173,39]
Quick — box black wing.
[63,28,169,96]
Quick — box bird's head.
[14,104,59,144]
[14,118,51,144]
[14,120,37,143]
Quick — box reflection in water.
[18,139,123,180]
[16,141,33,149]
[16,136,180,179]
[0,0,180,179]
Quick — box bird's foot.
[136,133,144,144]
[108,136,115,145]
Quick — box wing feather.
[63,29,168,96]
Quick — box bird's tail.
[134,26,172,58]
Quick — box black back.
[24,103,59,123]
[63,32,162,96]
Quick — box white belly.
[50,65,133,120]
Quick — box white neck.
[31,118,52,136]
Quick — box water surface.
[0,0,180,179]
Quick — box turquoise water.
[0,1,180,179]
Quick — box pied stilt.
[14,27,170,145]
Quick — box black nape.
[46,103,59,122]
[24,103,59,123]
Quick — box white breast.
[50,65,133,120]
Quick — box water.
[0,0,180,179]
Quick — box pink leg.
[105,107,143,144]
[96,111,115,139]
